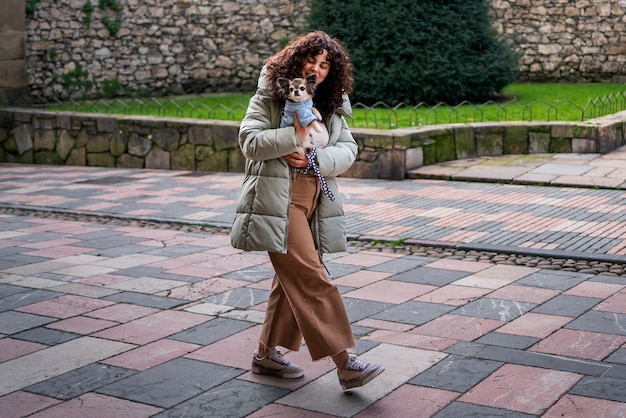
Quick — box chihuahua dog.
[277,74,323,154]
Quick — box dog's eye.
[289,86,295,92]
[299,86,306,91]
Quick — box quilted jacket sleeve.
[239,93,301,161]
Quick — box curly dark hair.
[265,31,353,120]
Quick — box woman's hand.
[284,152,309,168]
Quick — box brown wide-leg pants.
[259,173,355,361]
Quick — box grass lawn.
[44,83,626,130]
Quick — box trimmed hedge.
[308,0,519,105]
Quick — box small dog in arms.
[277,74,326,154]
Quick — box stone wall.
[0,0,28,104]
[20,0,626,103]
[25,0,308,102]
[2,108,624,180]
[491,0,626,82]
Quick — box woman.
[230,31,384,391]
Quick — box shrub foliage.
[307,0,519,105]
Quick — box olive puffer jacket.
[230,69,358,254]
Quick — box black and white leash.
[292,145,335,201]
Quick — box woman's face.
[301,50,330,85]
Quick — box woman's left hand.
[284,152,309,168]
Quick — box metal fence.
[21,90,626,130]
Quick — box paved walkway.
[0,149,625,417]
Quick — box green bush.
[308,0,519,105]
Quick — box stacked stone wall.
[2,108,624,180]
[492,0,626,82]
[21,1,626,103]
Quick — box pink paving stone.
[22,245,94,258]
[84,303,159,323]
[92,310,209,345]
[248,404,335,418]
[415,284,492,306]
[355,385,459,418]
[355,318,416,332]
[331,270,392,288]
[460,364,582,415]
[14,295,116,319]
[328,251,404,267]
[147,252,218,269]
[203,244,245,256]
[412,314,503,341]
[543,394,626,418]
[342,281,436,304]
[45,316,118,334]
[529,329,626,361]
[488,284,562,304]
[196,252,269,270]
[0,391,62,418]
[77,273,135,287]
[156,277,249,300]
[594,291,626,314]
[497,312,574,338]
[363,329,457,352]
[164,265,229,279]
[27,392,163,418]
[122,228,183,240]
[102,339,201,370]
[0,338,46,362]
[423,258,492,273]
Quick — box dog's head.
[277,74,317,102]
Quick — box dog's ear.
[276,77,291,98]
[305,74,317,92]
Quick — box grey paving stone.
[452,298,536,322]
[475,332,540,350]
[409,355,503,392]
[372,300,455,326]
[202,288,269,309]
[33,272,81,282]
[0,283,31,298]
[367,256,435,274]
[152,378,289,418]
[473,346,610,376]
[444,342,486,357]
[531,294,601,317]
[325,262,362,278]
[114,266,165,278]
[388,267,470,286]
[433,401,536,418]
[569,376,626,403]
[221,267,275,283]
[0,289,62,312]
[604,364,626,380]
[72,235,143,250]
[24,363,136,400]
[0,246,24,257]
[0,255,50,270]
[11,232,67,243]
[514,270,591,290]
[565,311,626,336]
[343,297,395,323]
[103,291,188,309]
[14,327,80,345]
[0,311,57,334]
[96,358,244,408]
[92,245,154,257]
[170,317,254,346]
[605,348,626,364]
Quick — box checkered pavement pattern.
[2,164,626,259]
[1,211,625,416]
